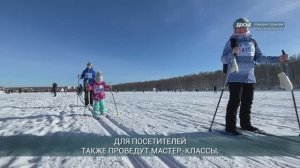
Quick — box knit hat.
[95,71,103,82]
[87,62,92,66]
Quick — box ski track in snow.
[0,91,299,168]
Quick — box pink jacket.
[87,81,110,101]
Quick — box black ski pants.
[226,82,255,131]
[84,86,93,106]
[52,88,57,97]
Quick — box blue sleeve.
[92,70,96,78]
[81,69,86,79]
[255,45,280,64]
[221,40,233,64]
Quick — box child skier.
[87,71,110,118]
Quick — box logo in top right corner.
[235,21,285,31]
[235,22,252,28]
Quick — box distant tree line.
[113,54,300,92]
[3,87,77,93]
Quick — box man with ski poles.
[221,18,288,135]
[78,62,96,107]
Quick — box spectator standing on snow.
[52,82,57,97]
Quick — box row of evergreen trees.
[113,54,300,92]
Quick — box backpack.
[223,38,258,74]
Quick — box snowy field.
[0,91,299,168]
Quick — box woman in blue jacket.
[79,62,96,106]
[221,18,288,135]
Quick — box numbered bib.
[237,42,255,57]
[94,85,104,93]
[85,73,93,79]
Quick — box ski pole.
[282,50,300,133]
[209,75,228,131]
[291,90,300,132]
[209,44,238,131]
[84,80,90,116]
[109,83,119,115]
[77,75,80,106]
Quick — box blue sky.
[0,0,299,87]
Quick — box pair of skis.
[86,105,109,120]
[211,122,265,136]
[210,121,300,145]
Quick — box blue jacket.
[81,68,96,85]
[221,34,280,83]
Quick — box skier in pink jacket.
[87,71,110,118]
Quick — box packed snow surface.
[0,91,299,168]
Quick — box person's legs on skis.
[99,100,106,115]
[84,86,89,106]
[226,83,242,134]
[89,90,93,105]
[240,83,258,131]
[92,101,101,118]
